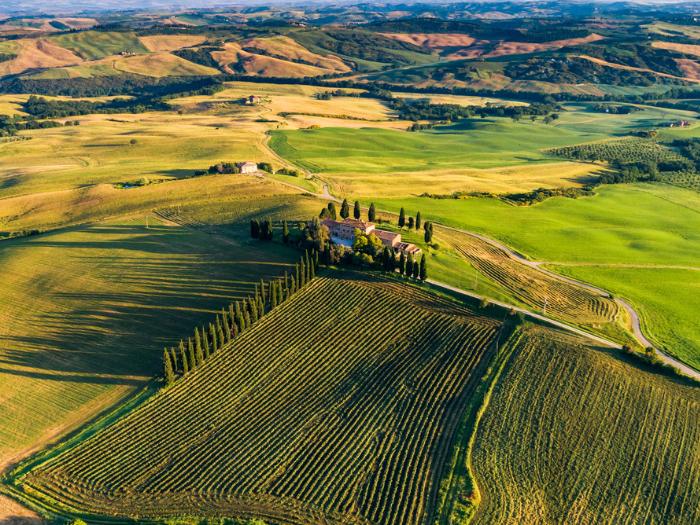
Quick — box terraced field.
[18,274,504,524]
[472,325,700,525]
[435,227,624,337]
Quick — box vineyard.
[435,226,624,335]
[547,137,684,164]
[472,325,700,525]
[17,273,504,525]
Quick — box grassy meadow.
[374,184,700,368]
[0,211,308,471]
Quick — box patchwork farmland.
[17,274,506,524]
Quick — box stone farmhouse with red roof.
[322,218,422,256]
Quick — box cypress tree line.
[340,198,350,219]
[282,220,289,244]
[353,200,361,220]
[162,252,316,385]
[327,202,337,220]
[368,203,376,222]
[413,258,420,279]
[408,217,414,229]
[406,253,414,277]
[163,348,175,385]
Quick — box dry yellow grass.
[212,42,333,77]
[393,92,528,107]
[652,40,700,58]
[484,33,604,58]
[138,34,207,52]
[0,494,41,524]
[0,38,82,76]
[382,32,478,49]
[242,35,350,72]
[322,161,601,198]
[577,54,700,83]
[112,52,220,77]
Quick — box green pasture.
[373,184,700,367]
[0,213,302,469]
[51,31,148,60]
[270,104,696,174]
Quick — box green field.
[373,184,700,368]
[472,325,700,525]
[51,31,148,60]
[16,273,504,524]
[0,184,319,471]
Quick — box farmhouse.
[323,218,421,255]
[237,161,258,174]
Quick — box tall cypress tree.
[295,264,301,290]
[209,323,218,353]
[259,279,266,304]
[187,338,196,371]
[406,253,414,278]
[419,255,427,281]
[195,336,205,366]
[398,207,406,228]
[368,203,376,222]
[282,220,289,244]
[194,327,203,358]
[244,309,251,329]
[300,260,306,286]
[249,296,259,323]
[164,348,175,385]
[170,347,179,375]
[222,309,231,342]
[424,222,433,243]
[202,325,211,356]
[217,322,225,350]
[399,251,406,275]
[353,200,361,220]
[415,211,422,230]
[250,219,260,239]
[271,281,278,308]
[277,280,284,304]
[327,202,337,220]
[413,257,420,279]
[340,198,350,219]
[179,340,188,374]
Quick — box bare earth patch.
[0,495,42,525]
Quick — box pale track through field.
[262,174,700,382]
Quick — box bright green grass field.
[373,184,700,369]
[0,214,302,469]
[270,105,695,174]
[51,31,148,60]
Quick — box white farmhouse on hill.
[237,161,258,174]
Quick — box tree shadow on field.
[0,221,296,385]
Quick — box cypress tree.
[209,323,218,353]
[244,309,251,329]
[353,200,361,220]
[179,340,188,374]
[424,222,433,243]
[313,250,319,269]
[295,264,301,290]
[399,251,406,275]
[398,207,406,228]
[283,271,289,292]
[164,348,175,385]
[299,260,306,286]
[195,336,205,366]
[282,220,289,244]
[309,258,316,279]
[277,279,284,304]
[415,211,422,230]
[271,281,278,308]
[413,257,420,279]
[257,294,264,316]
[188,338,196,370]
[253,297,260,323]
[250,219,260,239]
[368,202,376,222]
[194,328,203,359]
[327,202,337,220]
[217,322,225,350]
[222,309,232,342]
[408,216,414,229]
[382,247,391,271]
[340,198,350,219]
[419,255,427,281]
[407,253,414,278]
[203,325,211,356]
[170,347,179,375]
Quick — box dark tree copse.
[250,219,260,239]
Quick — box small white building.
[237,161,258,174]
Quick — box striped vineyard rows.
[471,325,700,525]
[438,227,620,328]
[22,273,502,525]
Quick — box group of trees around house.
[203,161,271,175]
[163,251,318,384]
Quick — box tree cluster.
[163,250,319,385]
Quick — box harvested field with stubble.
[472,325,700,525]
[19,273,504,525]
